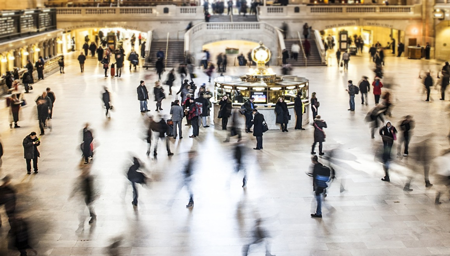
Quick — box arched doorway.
[202,40,260,67]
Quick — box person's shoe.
[223,139,230,143]
[40,133,44,136]
[253,148,260,150]
[403,186,413,192]
[319,152,324,156]
[425,100,429,101]
[34,170,38,174]
[311,152,316,155]
[27,171,31,175]
[440,99,444,100]
[168,152,174,156]
[186,202,194,208]
[361,103,364,105]
[348,109,352,111]
[189,135,196,138]
[381,177,390,182]
[435,200,442,205]
[160,108,163,111]
[426,181,433,188]
[403,154,408,157]
[365,103,368,106]
[132,201,138,207]
[14,125,20,128]
[311,214,322,218]
[84,162,89,164]
[89,215,97,224]
[285,129,288,132]
[180,136,183,139]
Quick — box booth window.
[163,7,169,14]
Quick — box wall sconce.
[24,51,29,55]
[57,40,63,44]
[434,9,444,20]
[411,28,418,35]
[1,58,7,63]
[9,56,15,60]
[36,48,41,52]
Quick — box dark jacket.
[275,101,289,124]
[170,104,184,122]
[128,52,139,64]
[347,84,356,96]
[47,91,56,105]
[166,72,175,86]
[127,158,146,184]
[83,128,93,146]
[311,97,319,110]
[399,119,414,134]
[154,87,164,101]
[294,95,303,114]
[312,162,331,192]
[101,57,109,68]
[96,48,104,61]
[424,75,433,88]
[37,102,49,120]
[35,61,44,71]
[359,80,370,93]
[313,119,327,142]
[89,43,97,52]
[78,54,86,64]
[22,72,33,84]
[137,85,149,101]
[26,62,33,73]
[243,100,254,113]
[253,112,264,136]
[0,141,2,158]
[156,59,165,73]
[379,124,397,141]
[102,91,110,106]
[115,53,124,68]
[23,135,40,159]
[219,99,232,118]
[83,43,89,50]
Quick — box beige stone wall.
[0,0,45,9]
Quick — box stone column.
[422,0,435,57]
[14,50,21,68]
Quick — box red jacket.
[372,80,383,95]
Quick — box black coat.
[313,119,327,142]
[275,101,289,124]
[294,96,303,114]
[424,75,433,88]
[253,112,264,136]
[37,102,49,120]
[219,99,232,118]
[154,87,164,101]
[359,80,370,93]
[23,135,40,159]
[78,55,86,64]
[96,48,104,61]
[102,91,110,106]
[156,59,165,74]
[137,85,149,101]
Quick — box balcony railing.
[55,6,203,17]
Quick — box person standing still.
[170,100,184,139]
[342,50,350,70]
[294,92,305,130]
[188,98,200,138]
[219,96,232,130]
[23,132,40,174]
[35,59,44,80]
[423,72,433,102]
[58,56,65,74]
[78,52,87,73]
[101,56,109,77]
[346,80,356,111]
[137,81,149,113]
[379,121,397,182]
[82,124,94,164]
[310,92,319,120]
[372,77,383,104]
[275,97,289,132]
[359,76,370,105]
[46,88,56,119]
[227,0,233,14]
[336,49,341,66]
[311,115,327,156]
[243,98,255,133]
[36,99,49,135]
[154,81,165,111]
[252,109,264,150]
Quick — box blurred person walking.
[359,76,370,105]
[101,55,109,77]
[367,105,384,139]
[0,175,16,229]
[233,140,247,187]
[170,100,184,139]
[310,92,319,120]
[219,95,232,130]
[166,69,176,96]
[78,52,87,73]
[82,124,94,164]
[10,217,37,256]
[128,50,139,72]
[36,99,49,135]
[310,155,331,218]
[7,94,21,128]
[96,46,104,62]
[398,115,414,157]
[243,98,255,133]
[70,167,97,225]
[23,132,40,174]
[137,80,149,113]
[275,97,289,132]
[342,50,350,70]
[21,70,33,93]
[311,115,327,156]
[183,151,196,208]
[46,88,56,119]
[155,58,165,80]
[379,121,397,182]
[242,218,275,256]
[252,109,265,150]
[127,157,149,207]
[151,116,174,157]
[188,98,201,138]
[294,92,305,130]
[224,110,242,143]
[102,87,112,118]
[58,56,65,74]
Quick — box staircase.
[284,39,326,66]
[144,40,185,69]
[209,15,231,22]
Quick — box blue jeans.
[140,100,148,112]
[349,95,355,110]
[315,192,322,215]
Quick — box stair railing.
[165,32,169,67]
[313,30,327,65]
[297,31,307,67]
[275,28,285,66]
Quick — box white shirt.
[291,44,300,54]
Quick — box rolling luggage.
[166,119,174,137]
[110,63,115,77]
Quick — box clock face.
[255,50,268,61]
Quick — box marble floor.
[0,50,450,256]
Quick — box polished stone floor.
[1,49,450,256]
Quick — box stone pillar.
[14,50,21,68]
[0,54,6,76]
[422,0,435,57]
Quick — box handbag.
[340,62,343,67]
[262,120,269,133]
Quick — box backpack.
[315,166,331,188]
[195,102,203,116]
[354,85,359,95]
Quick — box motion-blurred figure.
[183,151,196,208]
[398,115,414,157]
[151,115,174,158]
[0,175,16,229]
[70,167,97,225]
[224,110,242,143]
[366,105,384,139]
[379,121,397,182]
[242,218,275,256]
[102,87,112,118]
[310,155,332,218]
[10,217,37,256]
[380,91,393,117]
[415,138,434,188]
[127,157,149,207]
[233,140,247,188]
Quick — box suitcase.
[111,63,115,77]
[166,119,174,137]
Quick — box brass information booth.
[213,43,310,130]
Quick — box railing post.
[165,32,169,67]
